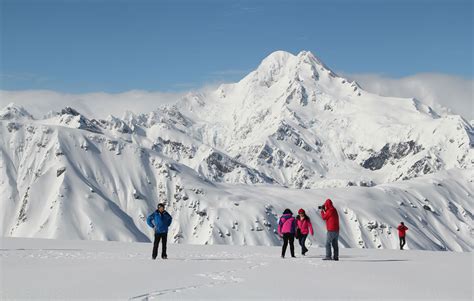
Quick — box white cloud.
[0,89,184,119]
[1,73,472,121]
[345,73,474,120]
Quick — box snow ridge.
[0,50,472,251]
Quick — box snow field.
[1,237,472,300]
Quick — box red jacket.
[321,199,339,232]
[397,224,408,237]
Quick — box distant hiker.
[147,203,172,260]
[278,208,296,258]
[397,222,408,250]
[320,199,339,261]
[296,208,314,256]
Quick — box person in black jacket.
[147,203,172,260]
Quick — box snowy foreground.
[1,238,472,300]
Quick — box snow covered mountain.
[1,51,472,251]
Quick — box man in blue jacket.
[147,203,172,260]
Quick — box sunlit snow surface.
[1,237,471,300]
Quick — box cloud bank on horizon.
[0,89,185,119]
[0,72,472,121]
[346,73,473,121]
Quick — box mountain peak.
[242,50,341,89]
[258,50,327,70]
[259,50,294,67]
[60,106,82,116]
[0,103,34,120]
[55,106,103,133]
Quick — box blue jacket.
[147,210,172,233]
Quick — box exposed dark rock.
[423,204,433,212]
[56,167,66,177]
[17,187,30,225]
[324,104,333,111]
[196,210,207,217]
[0,104,33,120]
[160,106,193,127]
[205,151,274,184]
[285,84,308,106]
[61,107,80,116]
[362,141,423,171]
[258,144,273,162]
[60,107,103,134]
[362,144,390,170]
[106,117,133,134]
[156,137,196,159]
[207,152,234,174]
[273,122,313,152]
[408,157,441,176]
[347,153,357,160]
[7,122,20,132]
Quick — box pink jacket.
[278,214,296,235]
[296,217,314,235]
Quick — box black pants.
[282,233,295,257]
[298,234,308,254]
[399,236,406,250]
[152,233,168,259]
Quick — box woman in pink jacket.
[278,208,296,258]
[296,208,314,255]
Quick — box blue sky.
[1,0,472,93]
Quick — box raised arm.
[321,208,330,220]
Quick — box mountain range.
[1,50,472,251]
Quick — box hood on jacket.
[324,199,334,210]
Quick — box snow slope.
[0,50,473,252]
[1,237,472,300]
[158,51,473,187]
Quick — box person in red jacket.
[296,208,314,256]
[320,198,339,261]
[397,222,408,250]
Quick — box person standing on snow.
[320,199,339,261]
[278,208,296,258]
[296,208,314,256]
[147,203,172,260]
[397,222,408,250]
